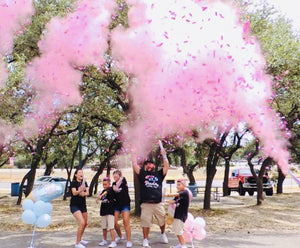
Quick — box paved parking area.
[1,228,299,248]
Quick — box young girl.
[70,168,89,248]
[96,177,117,248]
[112,170,132,248]
[165,179,191,248]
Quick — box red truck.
[228,168,273,196]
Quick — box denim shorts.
[115,205,130,213]
[70,205,87,214]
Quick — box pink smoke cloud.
[0,0,34,86]
[25,0,115,131]
[111,0,290,173]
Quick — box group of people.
[69,146,191,248]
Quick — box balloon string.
[29,224,37,248]
[191,239,195,248]
[189,232,194,248]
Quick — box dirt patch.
[1,192,300,234]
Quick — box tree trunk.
[203,134,227,210]
[63,165,72,200]
[223,159,230,196]
[175,147,196,184]
[89,162,106,196]
[277,167,286,194]
[17,169,36,205]
[44,158,57,176]
[256,176,264,205]
[17,149,43,205]
[249,155,272,205]
[220,131,246,196]
[182,164,197,184]
[17,118,60,204]
[204,162,217,209]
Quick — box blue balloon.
[22,209,36,225]
[32,182,64,202]
[33,200,47,217]
[22,198,34,211]
[44,202,53,214]
[36,214,51,228]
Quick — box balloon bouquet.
[166,207,206,247]
[183,213,206,247]
[21,182,64,248]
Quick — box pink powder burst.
[111,0,290,173]
[26,0,115,131]
[0,0,34,86]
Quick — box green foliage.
[109,0,129,30]
[14,154,31,168]
[242,1,300,162]
[13,0,76,61]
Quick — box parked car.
[34,176,67,189]
[228,168,273,196]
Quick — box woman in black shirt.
[112,169,132,248]
[70,168,89,248]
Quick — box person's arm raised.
[131,152,140,175]
[160,142,169,176]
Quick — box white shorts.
[101,215,114,230]
[172,219,184,236]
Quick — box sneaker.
[173,244,182,248]
[108,241,117,248]
[161,233,168,244]
[126,241,133,248]
[142,239,150,247]
[115,236,123,243]
[99,240,108,246]
[80,240,89,245]
[75,243,85,248]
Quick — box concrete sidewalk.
[0,227,202,248]
[1,228,300,248]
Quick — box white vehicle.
[34,176,67,189]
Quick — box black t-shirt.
[70,180,88,207]
[112,177,130,206]
[138,169,165,203]
[174,189,190,222]
[100,187,116,216]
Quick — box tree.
[246,139,273,205]
[203,133,228,210]
[244,1,300,192]
[220,130,248,196]
[17,117,60,205]
[4,0,131,205]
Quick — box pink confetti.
[109,0,290,173]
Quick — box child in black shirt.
[165,179,190,248]
[96,177,117,248]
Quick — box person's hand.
[160,148,166,155]
[96,198,100,204]
[78,185,85,193]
